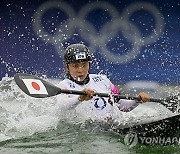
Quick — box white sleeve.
[56,94,81,110]
[56,80,81,110]
[115,99,139,112]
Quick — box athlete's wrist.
[78,96,83,102]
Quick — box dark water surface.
[0,121,179,154]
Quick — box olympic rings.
[33,1,164,64]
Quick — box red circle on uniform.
[32,82,40,91]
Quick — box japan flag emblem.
[22,79,48,95]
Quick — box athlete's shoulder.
[57,78,72,88]
[89,73,107,77]
[89,74,109,79]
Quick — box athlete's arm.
[57,80,94,110]
[115,92,150,112]
[56,94,82,110]
[115,99,139,112]
[56,81,84,110]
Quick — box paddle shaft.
[59,89,173,110]
[59,89,109,97]
[59,89,165,103]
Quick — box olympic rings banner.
[0,0,179,84]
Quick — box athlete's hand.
[78,88,94,101]
[138,92,150,103]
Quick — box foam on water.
[0,77,62,141]
[0,76,177,142]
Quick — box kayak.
[116,114,180,146]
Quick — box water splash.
[0,76,177,142]
[0,77,60,141]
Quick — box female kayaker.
[57,43,150,121]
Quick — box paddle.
[14,73,179,112]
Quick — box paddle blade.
[14,73,61,98]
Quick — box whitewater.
[0,76,177,143]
